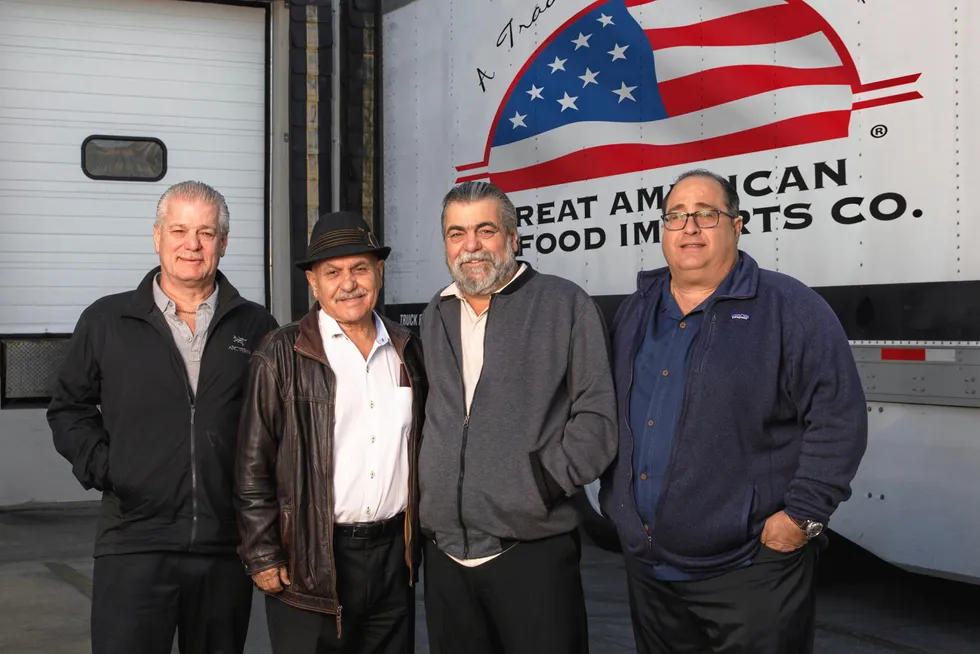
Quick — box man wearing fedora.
[234,211,427,654]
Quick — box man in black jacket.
[48,180,278,654]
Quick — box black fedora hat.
[294,211,391,271]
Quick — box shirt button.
[643,524,650,532]
[679,322,687,329]
[370,471,375,479]
[365,507,371,515]
[371,436,376,444]
[640,473,648,480]
[366,365,370,373]
[647,419,654,427]
[661,369,669,377]
[370,401,375,408]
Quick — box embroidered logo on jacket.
[229,335,251,355]
[731,313,750,321]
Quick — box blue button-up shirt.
[629,265,737,580]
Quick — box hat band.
[307,228,379,256]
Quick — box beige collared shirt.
[438,263,526,566]
[152,274,218,395]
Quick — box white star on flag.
[612,82,637,103]
[579,68,600,87]
[608,44,629,61]
[548,57,567,73]
[557,92,579,112]
[571,33,592,50]
[509,111,528,128]
[598,14,614,27]
[526,84,544,100]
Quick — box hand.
[251,566,290,593]
[760,510,806,552]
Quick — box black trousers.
[626,542,820,654]
[423,530,589,654]
[91,551,253,654]
[265,518,413,654]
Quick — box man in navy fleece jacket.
[601,169,868,654]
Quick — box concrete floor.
[1,502,978,653]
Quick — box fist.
[760,510,806,553]
[252,565,290,593]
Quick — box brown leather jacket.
[233,306,426,624]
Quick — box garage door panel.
[0,145,264,174]
[8,0,265,32]
[0,162,265,193]
[0,0,269,334]
[0,107,263,135]
[0,51,264,87]
[0,89,263,123]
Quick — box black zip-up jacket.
[48,268,278,556]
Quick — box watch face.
[805,522,824,538]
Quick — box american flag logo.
[455,0,922,193]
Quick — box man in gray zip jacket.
[418,181,619,654]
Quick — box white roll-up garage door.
[0,0,268,335]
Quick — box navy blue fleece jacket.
[600,251,868,575]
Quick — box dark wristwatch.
[790,516,824,541]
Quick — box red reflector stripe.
[881,348,926,361]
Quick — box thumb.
[279,566,291,586]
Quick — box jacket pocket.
[280,507,293,556]
[528,448,564,511]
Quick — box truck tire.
[573,484,622,553]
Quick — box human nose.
[339,271,357,291]
[462,229,482,252]
[683,214,701,235]
[185,231,202,249]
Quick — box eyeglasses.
[661,209,736,231]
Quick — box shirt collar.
[152,273,218,315]
[440,262,527,299]
[318,308,389,345]
[662,256,742,314]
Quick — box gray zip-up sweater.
[418,264,619,559]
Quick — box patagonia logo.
[731,313,750,321]
[229,335,251,355]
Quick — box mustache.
[455,251,495,266]
[335,289,368,301]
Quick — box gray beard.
[450,249,519,296]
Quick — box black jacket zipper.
[148,300,241,549]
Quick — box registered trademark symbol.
[871,124,888,138]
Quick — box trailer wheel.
[573,481,622,553]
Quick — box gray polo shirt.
[152,275,219,395]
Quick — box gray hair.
[440,181,519,237]
[155,180,230,236]
[666,168,740,216]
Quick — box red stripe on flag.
[454,172,492,183]
[455,160,489,173]
[624,0,654,6]
[881,348,926,361]
[853,73,921,94]
[644,5,822,50]
[658,65,851,116]
[853,91,922,111]
[488,110,850,193]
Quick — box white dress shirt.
[318,310,412,524]
[438,263,526,565]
